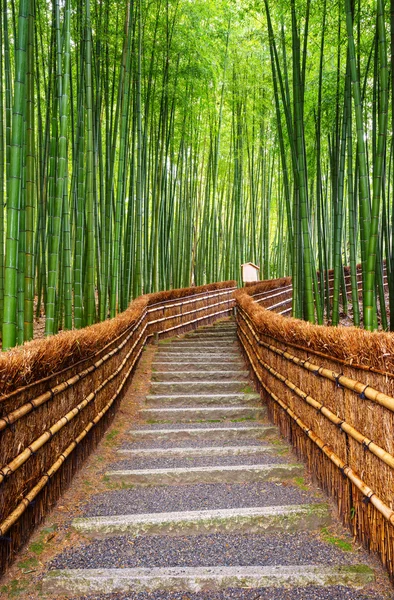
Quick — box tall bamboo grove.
[0,0,393,349]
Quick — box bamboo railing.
[235,279,394,580]
[0,281,236,573]
[249,264,388,318]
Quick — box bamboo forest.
[0,0,393,350]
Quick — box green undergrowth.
[292,476,309,491]
[0,578,30,598]
[28,525,58,556]
[105,428,120,446]
[242,384,254,393]
[321,527,353,552]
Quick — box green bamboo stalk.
[84,0,96,325]
[364,0,388,330]
[3,0,28,350]
[24,5,35,341]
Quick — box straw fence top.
[236,280,394,375]
[0,281,236,399]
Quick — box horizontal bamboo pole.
[237,323,394,527]
[256,297,292,310]
[0,310,148,404]
[148,298,234,326]
[156,307,234,335]
[238,317,394,471]
[238,304,394,412]
[0,328,148,537]
[252,285,293,301]
[148,288,236,312]
[0,314,147,431]
[0,325,147,483]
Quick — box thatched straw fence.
[235,279,394,580]
[0,281,235,573]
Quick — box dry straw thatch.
[235,279,394,580]
[0,281,236,574]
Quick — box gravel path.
[81,482,316,517]
[108,453,289,470]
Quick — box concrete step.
[43,564,375,596]
[139,405,265,421]
[200,322,235,329]
[152,361,245,372]
[71,503,330,538]
[159,340,238,352]
[105,463,304,485]
[149,382,250,395]
[184,333,237,340]
[145,393,260,408]
[155,353,241,361]
[128,425,278,442]
[151,370,249,382]
[116,445,285,458]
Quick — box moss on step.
[321,526,353,552]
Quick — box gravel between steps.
[131,422,267,430]
[120,438,281,449]
[50,532,363,570]
[81,482,318,517]
[108,453,289,470]
[66,588,386,600]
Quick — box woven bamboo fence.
[250,263,388,318]
[0,281,235,572]
[236,279,394,579]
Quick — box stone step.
[128,425,278,442]
[145,390,265,408]
[153,361,245,372]
[151,370,249,382]
[139,405,265,421]
[105,463,304,485]
[184,333,237,340]
[149,382,250,395]
[157,346,238,354]
[43,564,375,596]
[201,328,236,335]
[71,503,330,538]
[200,322,235,328]
[159,341,237,348]
[202,318,237,331]
[116,445,284,458]
[181,340,238,346]
[155,353,241,361]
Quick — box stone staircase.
[43,319,379,598]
